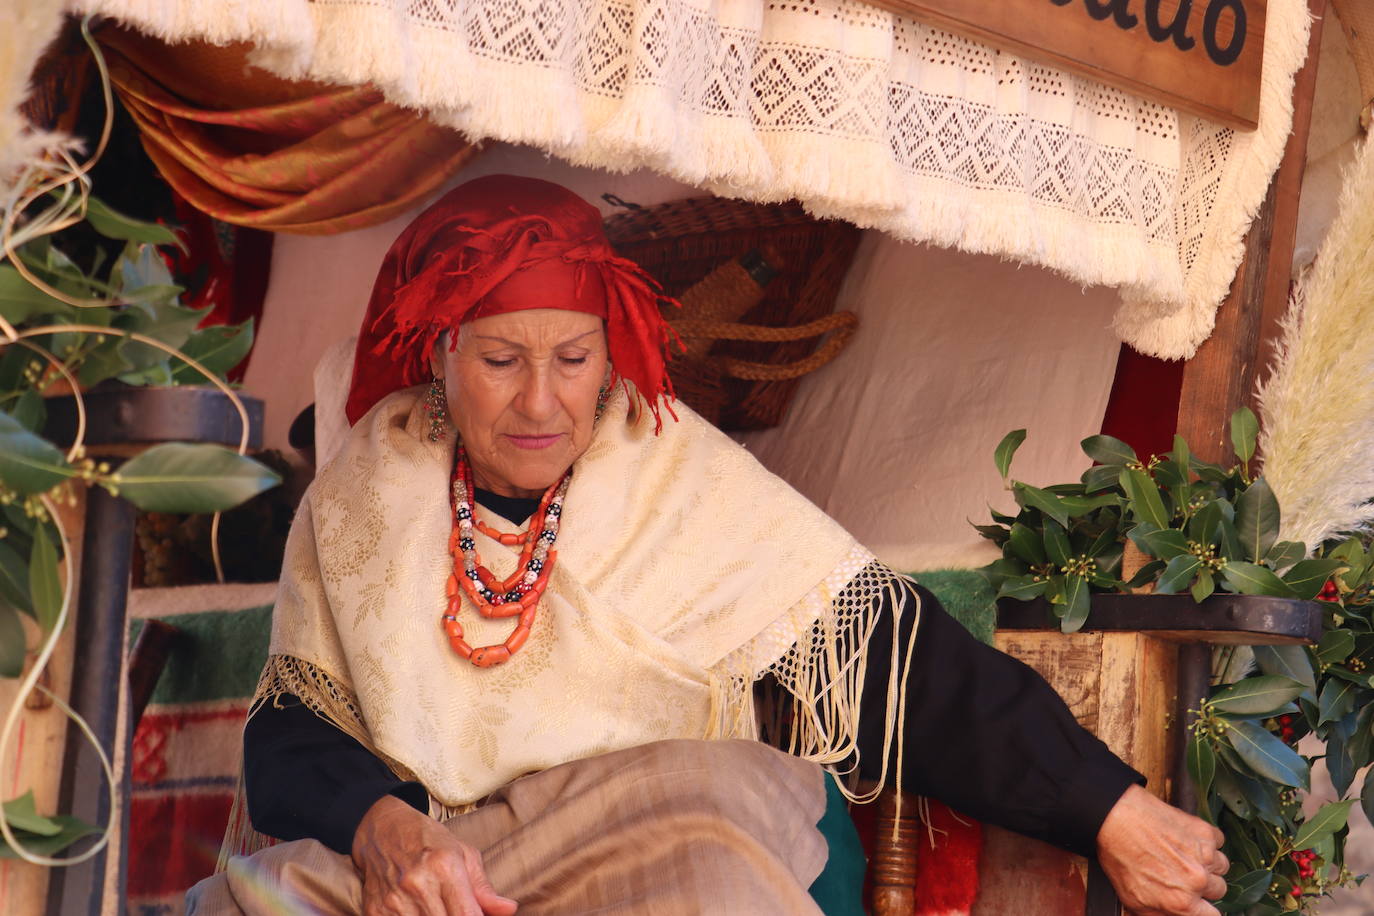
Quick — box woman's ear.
[429,332,448,380]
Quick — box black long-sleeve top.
[244,489,1140,860]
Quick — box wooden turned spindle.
[870,787,921,916]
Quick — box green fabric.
[808,772,867,915]
[909,568,997,645]
[129,604,273,704]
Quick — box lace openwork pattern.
[82,0,1309,358]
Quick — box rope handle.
[669,311,858,381]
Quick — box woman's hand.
[1096,785,1229,916]
[351,795,518,916]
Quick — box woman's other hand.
[1097,785,1229,916]
[351,795,518,916]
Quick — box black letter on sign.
[1144,0,1196,51]
[1203,0,1247,66]
[1085,0,1140,29]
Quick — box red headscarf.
[345,175,679,430]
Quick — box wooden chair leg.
[868,787,920,916]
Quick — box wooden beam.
[1174,0,1327,465]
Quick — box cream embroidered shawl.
[244,386,918,835]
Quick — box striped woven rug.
[126,584,276,916]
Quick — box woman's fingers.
[462,844,519,915]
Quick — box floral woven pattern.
[80,0,1311,358]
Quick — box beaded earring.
[426,376,449,442]
[595,383,610,421]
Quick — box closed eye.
[483,357,516,368]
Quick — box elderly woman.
[190,176,1226,916]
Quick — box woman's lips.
[504,433,564,450]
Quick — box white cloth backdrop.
[81,0,1311,360]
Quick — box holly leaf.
[1235,478,1279,563]
[1219,562,1298,598]
[1191,568,1216,603]
[997,574,1048,601]
[1060,574,1090,634]
[0,601,24,678]
[1265,540,1307,575]
[1315,630,1355,668]
[168,319,254,384]
[1120,468,1169,529]
[1282,559,1347,600]
[1138,526,1189,560]
[1230,407,1259,465]
[1043,520,1072,568]
[0,412,72,495]
[1081,464,1122,494]
[1216,869,1271,911]
[1,792,61,837]
[1156,555,1203,595]
[1209,676,1305,716]
[1081,434,1137,466]
[1224,719,1308,789]
[1292,801,1356,852]
[84,196,181,248]
[1318,678,1359,725]
[1013,483,1070,529]
[112,444,280,513]
[1008,522,1048,565]
[1253,644,1315,690]
[29,524,61,634]
[1186,734,1215,808]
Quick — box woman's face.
[431,309,608,498]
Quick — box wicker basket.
[604,196,861,431]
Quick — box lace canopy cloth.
[82,0,1312,359]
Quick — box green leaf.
[1008,522,1048,565]
[1292,800,1356,851]
[113,445,281,513]
[1217,869,1271,911]
[1124,559,1165,589]
[1169,434,1191,474]
[1212,763,1253,818]
[0,601,24,678]
[1326,730,1357,798]
[1186,735,1215,805]
[1265,540,1307,574]
[0,540,34,618]
[1120,467,1169,529]
[1219,562,1298,598]
[84,196,181,247]
[1217,516,1244,561]
[1043,520,1072,568]
[979,557,1023,589]
[0,265,75,325]
[1253,644,1315,690]
[997,574,1047,601]
[169,320,254,384]
[1235,478,1279,563]
[1191,568,1215,602]
[1230,406,1259,465]
[0,412,72,495]
[8,389,45,435]
[1081,464,1122,494]
[1156,555,1203,595]
[1315,630,1355,668]
[0,813,100,859]
[1138,526,1189,560]
[1317,678,1358,725]
[1362,767,1374,832]
[994,429,1026,479]
[1190,455,1232,483]
[29,524,61,635]
[1209,676,1305,716]
[1281,559,1346,600]
[1013,483,1070,528]
[1154,457,1189,488]
[1081,434,1137,466]
[1,791,61,837]
[1056,492,1120,516]
[1225,719,1309,789]
[1061,574,1090,633]
[1189,500,1226,547]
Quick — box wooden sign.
[867,0,1267,130]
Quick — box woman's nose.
[516,367,559,421]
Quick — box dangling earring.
[426,376,450,442]
[595,382,610,422]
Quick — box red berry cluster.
[1275,713,1298,743]
[1290,848,1318,894]
[1318,579,1341,602]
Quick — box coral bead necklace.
[443,446,569,667]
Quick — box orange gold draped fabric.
[98,29,477,235]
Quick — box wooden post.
[1169,0,1327,815]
